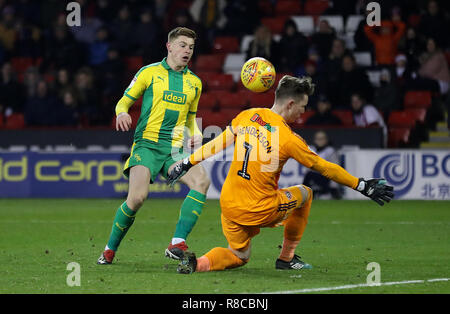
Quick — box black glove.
[167,157,193,187]
[355,178,394,206]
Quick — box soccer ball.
[240,57,276,93]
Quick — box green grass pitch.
[0,198,449,294]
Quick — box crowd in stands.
[0,0,449,148]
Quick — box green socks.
[107,202,136,251]
[173,190,206,240]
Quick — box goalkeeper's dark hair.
[275,75,315,102]
[168,27,197,42]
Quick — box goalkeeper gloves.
[355,178,394,206]
[167,157,193,187]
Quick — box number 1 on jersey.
[237,141,253,180]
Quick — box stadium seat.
[291,16,315,35]
[318,16,344,34]
[220,108,241,123]
[388,127,410,148]
[303,0,329,16]
[275,0,302,17]
[5,113,25,129]
[124,56,143,72]
[261,17,287,34]
[197,110,230,129]
[405,108,427,124]
[11,57,34,74]
[198,73,234,91]
[258,0,274,16]
[0,114,4,128]
[248,92,274,108]
[403,90,432,109]
[198,92,218,110]
[293,110,315,127]
[214,90,249,110]
[212,36,240,54]
[345,15,364,33]
[332,110,354,125]
[195,54,225,72]
[388,111,416,128]
[223,53,246,73]
[240,35,254,53]
[354,52,372,67]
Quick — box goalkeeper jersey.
[119,57,202,148]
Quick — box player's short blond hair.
[275,75,315,102]
[168,27,197,42]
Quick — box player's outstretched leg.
[98,165,149,265]
[166,164,210,260]
[276,185,313,270]
[177,247,247,274]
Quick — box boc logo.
[373,153,415,198]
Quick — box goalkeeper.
[97,27,210,265]
[167,75,394,274]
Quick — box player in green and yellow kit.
[97,27,210,264]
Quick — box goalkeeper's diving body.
[97,27,210,265]
[167,75,394,274]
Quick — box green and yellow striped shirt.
[116,58,202,148]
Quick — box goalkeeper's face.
[167,35,195,68]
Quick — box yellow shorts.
[221,185,308,252]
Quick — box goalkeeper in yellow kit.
[97,27,210,264]
[167,75,394,273]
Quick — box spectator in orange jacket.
[364,19,406,65]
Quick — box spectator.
[364,17,406,65]
[222,0,260,37]
[354,8,374,52]
[305,95,342,126]
[322,38,349,94]
[278,19,309,73]
[297,59,328,106]
[311,19,336,60]
[350,93,387,146]
[334,53,373,108]
[303,130,342,199]
[13,19,43,58]
[132,8,161,59]
[0,62,24,116]
[418,38,450,95]
[74,67,100,125]
[418,0,449,49]
[24,79,58,126]
[399,27,423,70]
[373,68,400,120]
[69,14,103,45]
[0,5,17,52]
[43,25,85,71]
[246,25,278,65]
[54,88,79,127]
[54,68,73,93]
[88,27,110,66]
[109,5,136,56]
[22,66,40,99]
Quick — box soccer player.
[97,27,210,264]
[167,75,394,274]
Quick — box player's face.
[287,95,308,123]
[167,35,195,69]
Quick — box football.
[240,57,276,93]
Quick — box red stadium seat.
[220,108,241,122]
[258,0,274,16]
[388,110,416,128]
[261,17,287,34]
[5,113,25,129]
[332,110,354,126]
[195,54,225,72]
[388,127,410,148]
[197,110,230,129]
[124,56,144,72]
[292,110,316,128]
[207,73,235,91]
[213,91,248,110]
[303,0,329,16]
[275,0,302,17]
[212,37,240,54]
[198,92,218,110]
[404,90,432,108]
[405,108,427,124]
[248,92,274,108]
[0,114,4,128]
[11,57,34,74]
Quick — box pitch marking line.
[262,278,450,294]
